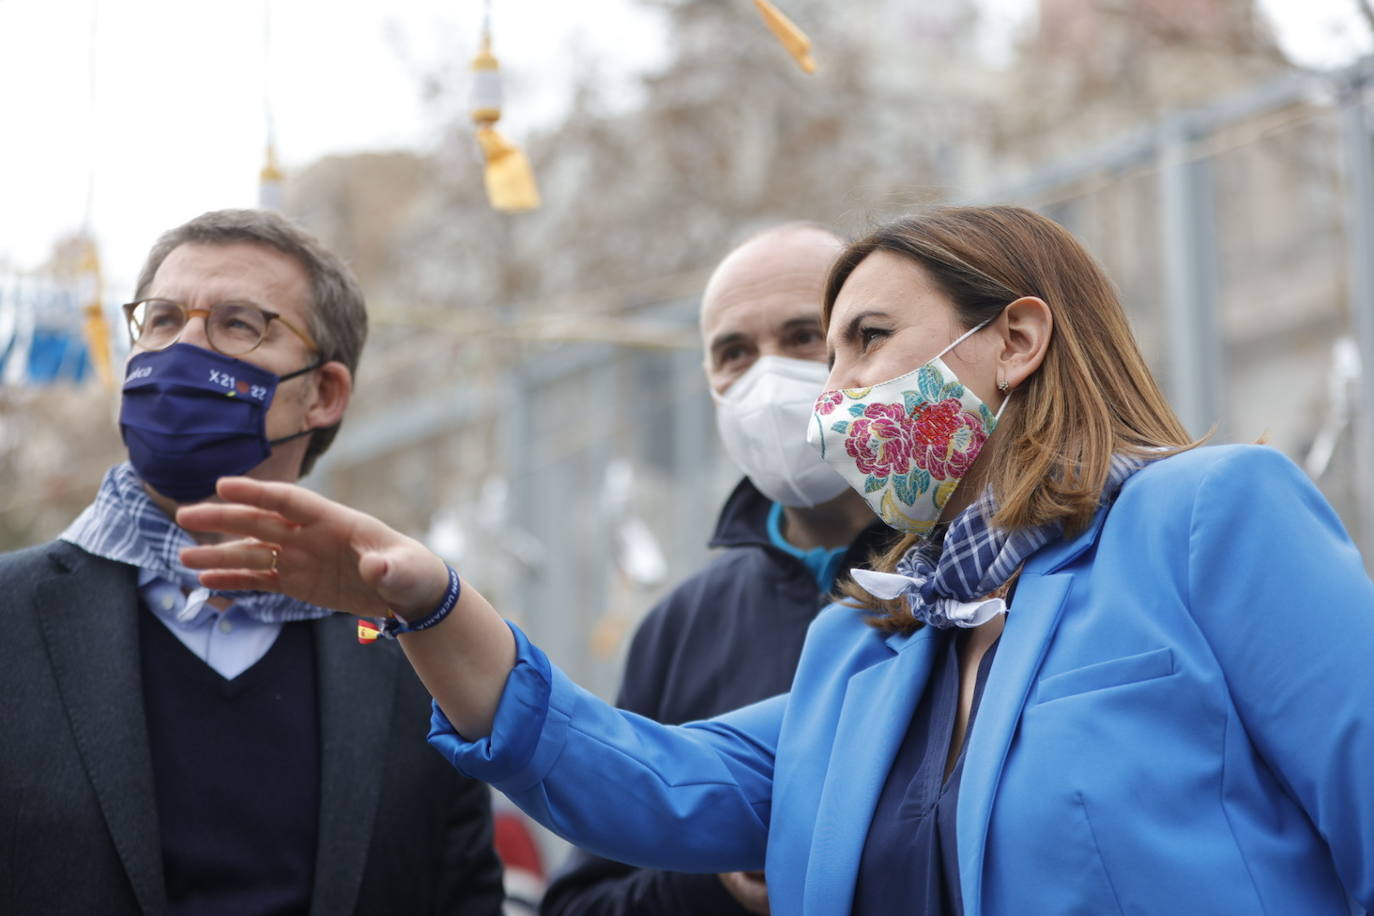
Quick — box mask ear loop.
[268,427,315,448]
[937,316,1017,422]
[933,317,1012,422]
[931,317,994,364]
[278,356,324,383]
[268,357,327,448]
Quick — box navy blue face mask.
[119,342,321,503]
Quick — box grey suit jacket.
[0,540,504,916]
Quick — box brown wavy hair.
[825,206,1197,634]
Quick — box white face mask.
[713,355,851,508]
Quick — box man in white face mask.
[542,224,884,916]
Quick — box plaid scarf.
[852,454,1147,628]
[59,462,333,623]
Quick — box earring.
[997,370,1009,393]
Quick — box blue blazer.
[434,445,1374,914]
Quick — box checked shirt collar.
[60,462,332,624]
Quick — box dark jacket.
[0,539,505,916]
[541,479,888,916]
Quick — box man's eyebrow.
[707,331,748,354]
[778,315,822,332]
[140,293,269,309]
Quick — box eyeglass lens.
[130,300,269,355]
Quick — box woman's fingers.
[215,476,335,524]
[180,537,283,595]
[180,537,280,573]
[194,569,280,592]
[176,502,297,544]
[173,477,437,618]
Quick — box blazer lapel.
[34,546,167,916]
[802,627,941,915]
[956,507,1109,916]
[308,616,399,916]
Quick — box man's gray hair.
[134,209,368,475]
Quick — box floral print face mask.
[807,319,1007,534]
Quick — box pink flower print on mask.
[815,390,844,416]
[909,398,988,481]
[844,402,916,479]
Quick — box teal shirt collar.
[766,502,849,594]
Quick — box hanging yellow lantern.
[754,0,816,74]
[470,22,540,213]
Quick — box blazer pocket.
[1035,647,1174,705]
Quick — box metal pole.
[1340,72,1374,555]
[1157,118,1225,438]
[502,359,538,628]
[671,344,712,569]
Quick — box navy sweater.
[140,613,320,916]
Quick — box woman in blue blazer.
[180,206,1374,914]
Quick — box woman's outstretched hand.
[178,476,515,738]
[176,476,450,621]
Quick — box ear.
[996,296,1052,390]
[303,361,352,431]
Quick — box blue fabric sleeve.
[1185,446,1374,909]
[427,620,555,785]
[427,621,780,873]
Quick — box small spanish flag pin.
[357,619,381,644]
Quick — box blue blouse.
[852,630,1001,915]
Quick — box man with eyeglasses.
[0,210,505,915]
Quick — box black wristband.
[375,564,461,639]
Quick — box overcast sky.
[0,0,667,293]
[0,0,1367,296]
